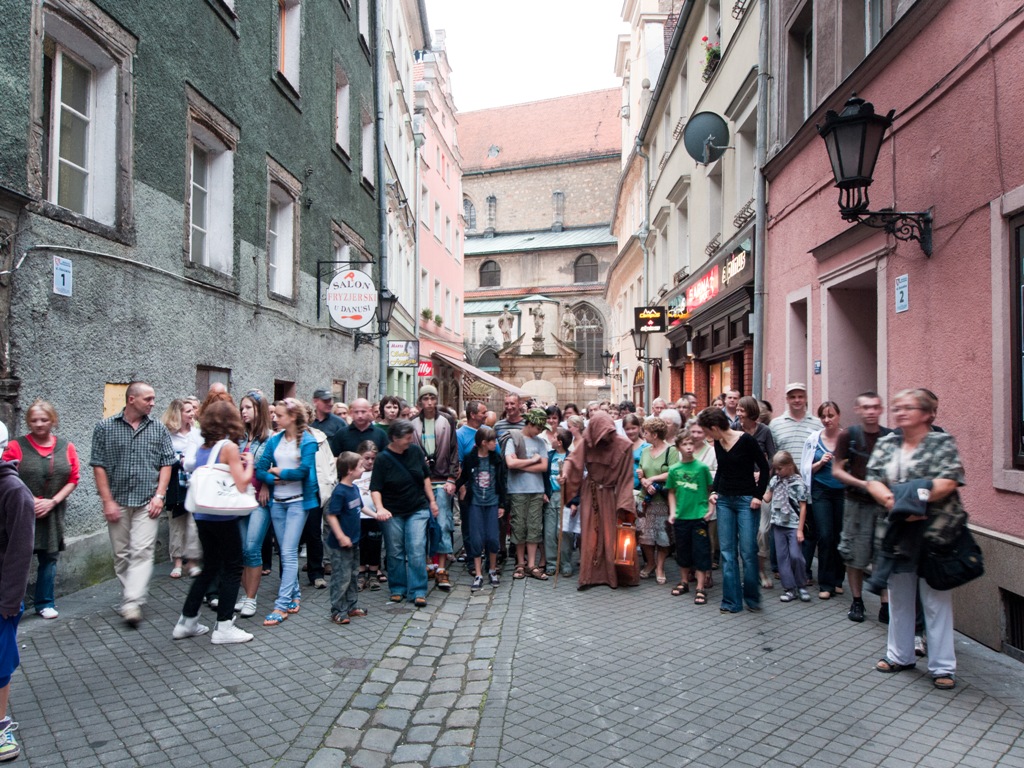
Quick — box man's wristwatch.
[154,493,165,500]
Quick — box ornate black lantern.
[817,94,932,256]
[355,288,399,349]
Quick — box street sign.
[388,341,418,367]
[53,256,72,296]
[895,274,909,313]
[326,268,376,328]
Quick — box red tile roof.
[459,89,621,171]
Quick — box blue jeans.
[802,485,845,591]
[717,495,760,612]
[239,504,272,568]
[428,485,454,556]
[34,552,59,611]
[384,508,430,600]
[466,503,500,560]
[269,499,308,612]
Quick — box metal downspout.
[374,0,389,398]
[636,138,652,410]
[752,0,769,398]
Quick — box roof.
[458,89,622,171]
[464,299,521,315]
[464,226,616,256]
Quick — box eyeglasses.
[891,406,923,414]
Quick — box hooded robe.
[562,412,640,589]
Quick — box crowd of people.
[0,377,967,758]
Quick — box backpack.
[308,427,338,505]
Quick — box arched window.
[574,253,598,283]
[571,304,605,374]
[476,348,500,370]
[479,260,500,288]
[463,197,477,231]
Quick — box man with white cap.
[770,382,823,458]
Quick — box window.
[1013,215,1024,467]
[360,111,374,183]
[434,202,442,235]
[335,68,350,154]
[421,186,430,227]
[454,297,461,330]
[266,157,302,300]
[186,88,238,274]
[420,269,429,307]
[274,380,297,401]
[433,280,441,314]
[358,0,370,46]
[197,366,231,396]
[463,197,477,230]
[552,191,565,231]
[445,289,451,328]
[277,0,301,88]
[333,380,347,403]
[486,195,497,231]
[39,1,135,228]
[445,216,452,251]
[785,3,814,138]
[574,253,598,283]
[572,304,605,374]
[708,162,723,244]
[479,260,500,288]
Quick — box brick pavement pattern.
[10,554,1024,767]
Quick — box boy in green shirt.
[666,430,715,605]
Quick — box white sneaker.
[237,598,257,618]
[172,615,210,640]
[211,619,254,645]
[37,607,59,619]
[798,588,812,602]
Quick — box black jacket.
[456,450,507,510]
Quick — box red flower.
[702,36,708,42]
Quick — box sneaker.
[489,570,500,587]
[797,588,811,602]
[211,619,254,645]
[369,573,381,591]
[915,635,927,657]
[314,578,327,590]
[848,600,866,623]
[0,719,19,762]
[779,590,796,603]
[207,598,219,610]
[435,569,452,592]
[238,598,258,618]
[122,605,143,628]
[878,602,890,624]
[188,566,203,578]
[471,575,484,592]
[37,607,58,620]
[172,615,210,640]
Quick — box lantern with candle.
[615,520,636,566]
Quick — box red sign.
[686,265,720,312]
[417,361,433,377]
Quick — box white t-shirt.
[273,436,302,499]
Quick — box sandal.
[513,565,527,580]
[286,600,301,614]
[933,676,956,690]
[529,567,549,581]
[656,574,667,585]
[263,611,288,627]
[331,613,350,625]
[875,658,915,674]
[413,597,427,608]
[671,583,689,596]
[261,568,272,576]
[376,572,387,584]
[389,594,404,603]
[639,569,653,579]
[694,590,708,605]
[759,572,774,589]
[169,566,183,579]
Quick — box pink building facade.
[763,0,1024,651]
[414,33,465,403]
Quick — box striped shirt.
[90,411,176,507]
[769,412,823,457]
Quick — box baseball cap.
[525,408,548,428]
[784,382,807,394]
[312,388,332,401]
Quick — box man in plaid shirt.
[91,382,175,628]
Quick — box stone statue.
[497,305,514,344]
[529,305,545,337]
[560,303,577,340]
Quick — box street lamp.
[817,94,932,256]
[629,329,661,367]
[601,350,614,378]
[355,288,399,350]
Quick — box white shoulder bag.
[185,439,258,516]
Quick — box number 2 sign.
[895,274,909,313]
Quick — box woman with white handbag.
[172,401,255,645]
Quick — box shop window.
[709,359,732,398]
[574,253,598,283]
[479,260,500,288]
[1012,214,1024,467]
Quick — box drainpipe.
[374,0,389,398]
[412,128,423,402]
[752,0,769,398]
[635,137,652,410]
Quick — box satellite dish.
[683,111,731,165]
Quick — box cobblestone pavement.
[11,552,1024,767]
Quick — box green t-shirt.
[665,459,714,520]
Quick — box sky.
[422,0,628,113]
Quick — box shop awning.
[431,353,529,397]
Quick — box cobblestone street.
[9,550,1024,767]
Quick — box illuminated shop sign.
[633,306,667,334]
[676,241,755,319]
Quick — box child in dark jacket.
[456,426,506,591]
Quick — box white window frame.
[445,216,452,252]
[277,0,301,90]
[434,202,442,237]
[360,110,374,184]
[185,88,238,274]
[335,67,350,155]
[39,1,134,228]
[358,0,370,46]
[266,157,302,301]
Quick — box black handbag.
[919,524,984,591]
